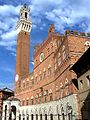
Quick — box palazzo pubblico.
[2,3,90,120]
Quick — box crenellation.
[80,32,86,36]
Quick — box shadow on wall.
[81,91,90,120]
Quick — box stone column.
[16,109,19,120]
[6,104,10,120]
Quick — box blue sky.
[0,0,90,90]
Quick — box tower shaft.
[16,31,30,77]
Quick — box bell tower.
[15,4,32,86]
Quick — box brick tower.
[14,4,32,94]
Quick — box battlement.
[65,30,90,37]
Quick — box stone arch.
[30,109,33,115]
[10,106,16,120]
[66,102,73,114]
[39,107,42,115]
[43,107,47,115]
[35,108,38,114]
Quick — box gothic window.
[62,45,66,60]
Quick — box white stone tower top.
[16,3,32,33]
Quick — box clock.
[15,74,19,81]
[40,52,44,62]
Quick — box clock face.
[15,74,19,82]
[40,52,44,62]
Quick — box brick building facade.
[2,4,90,120]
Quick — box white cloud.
[30,0,90,32]
[0,5,20,17]
[1,30,17,40]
